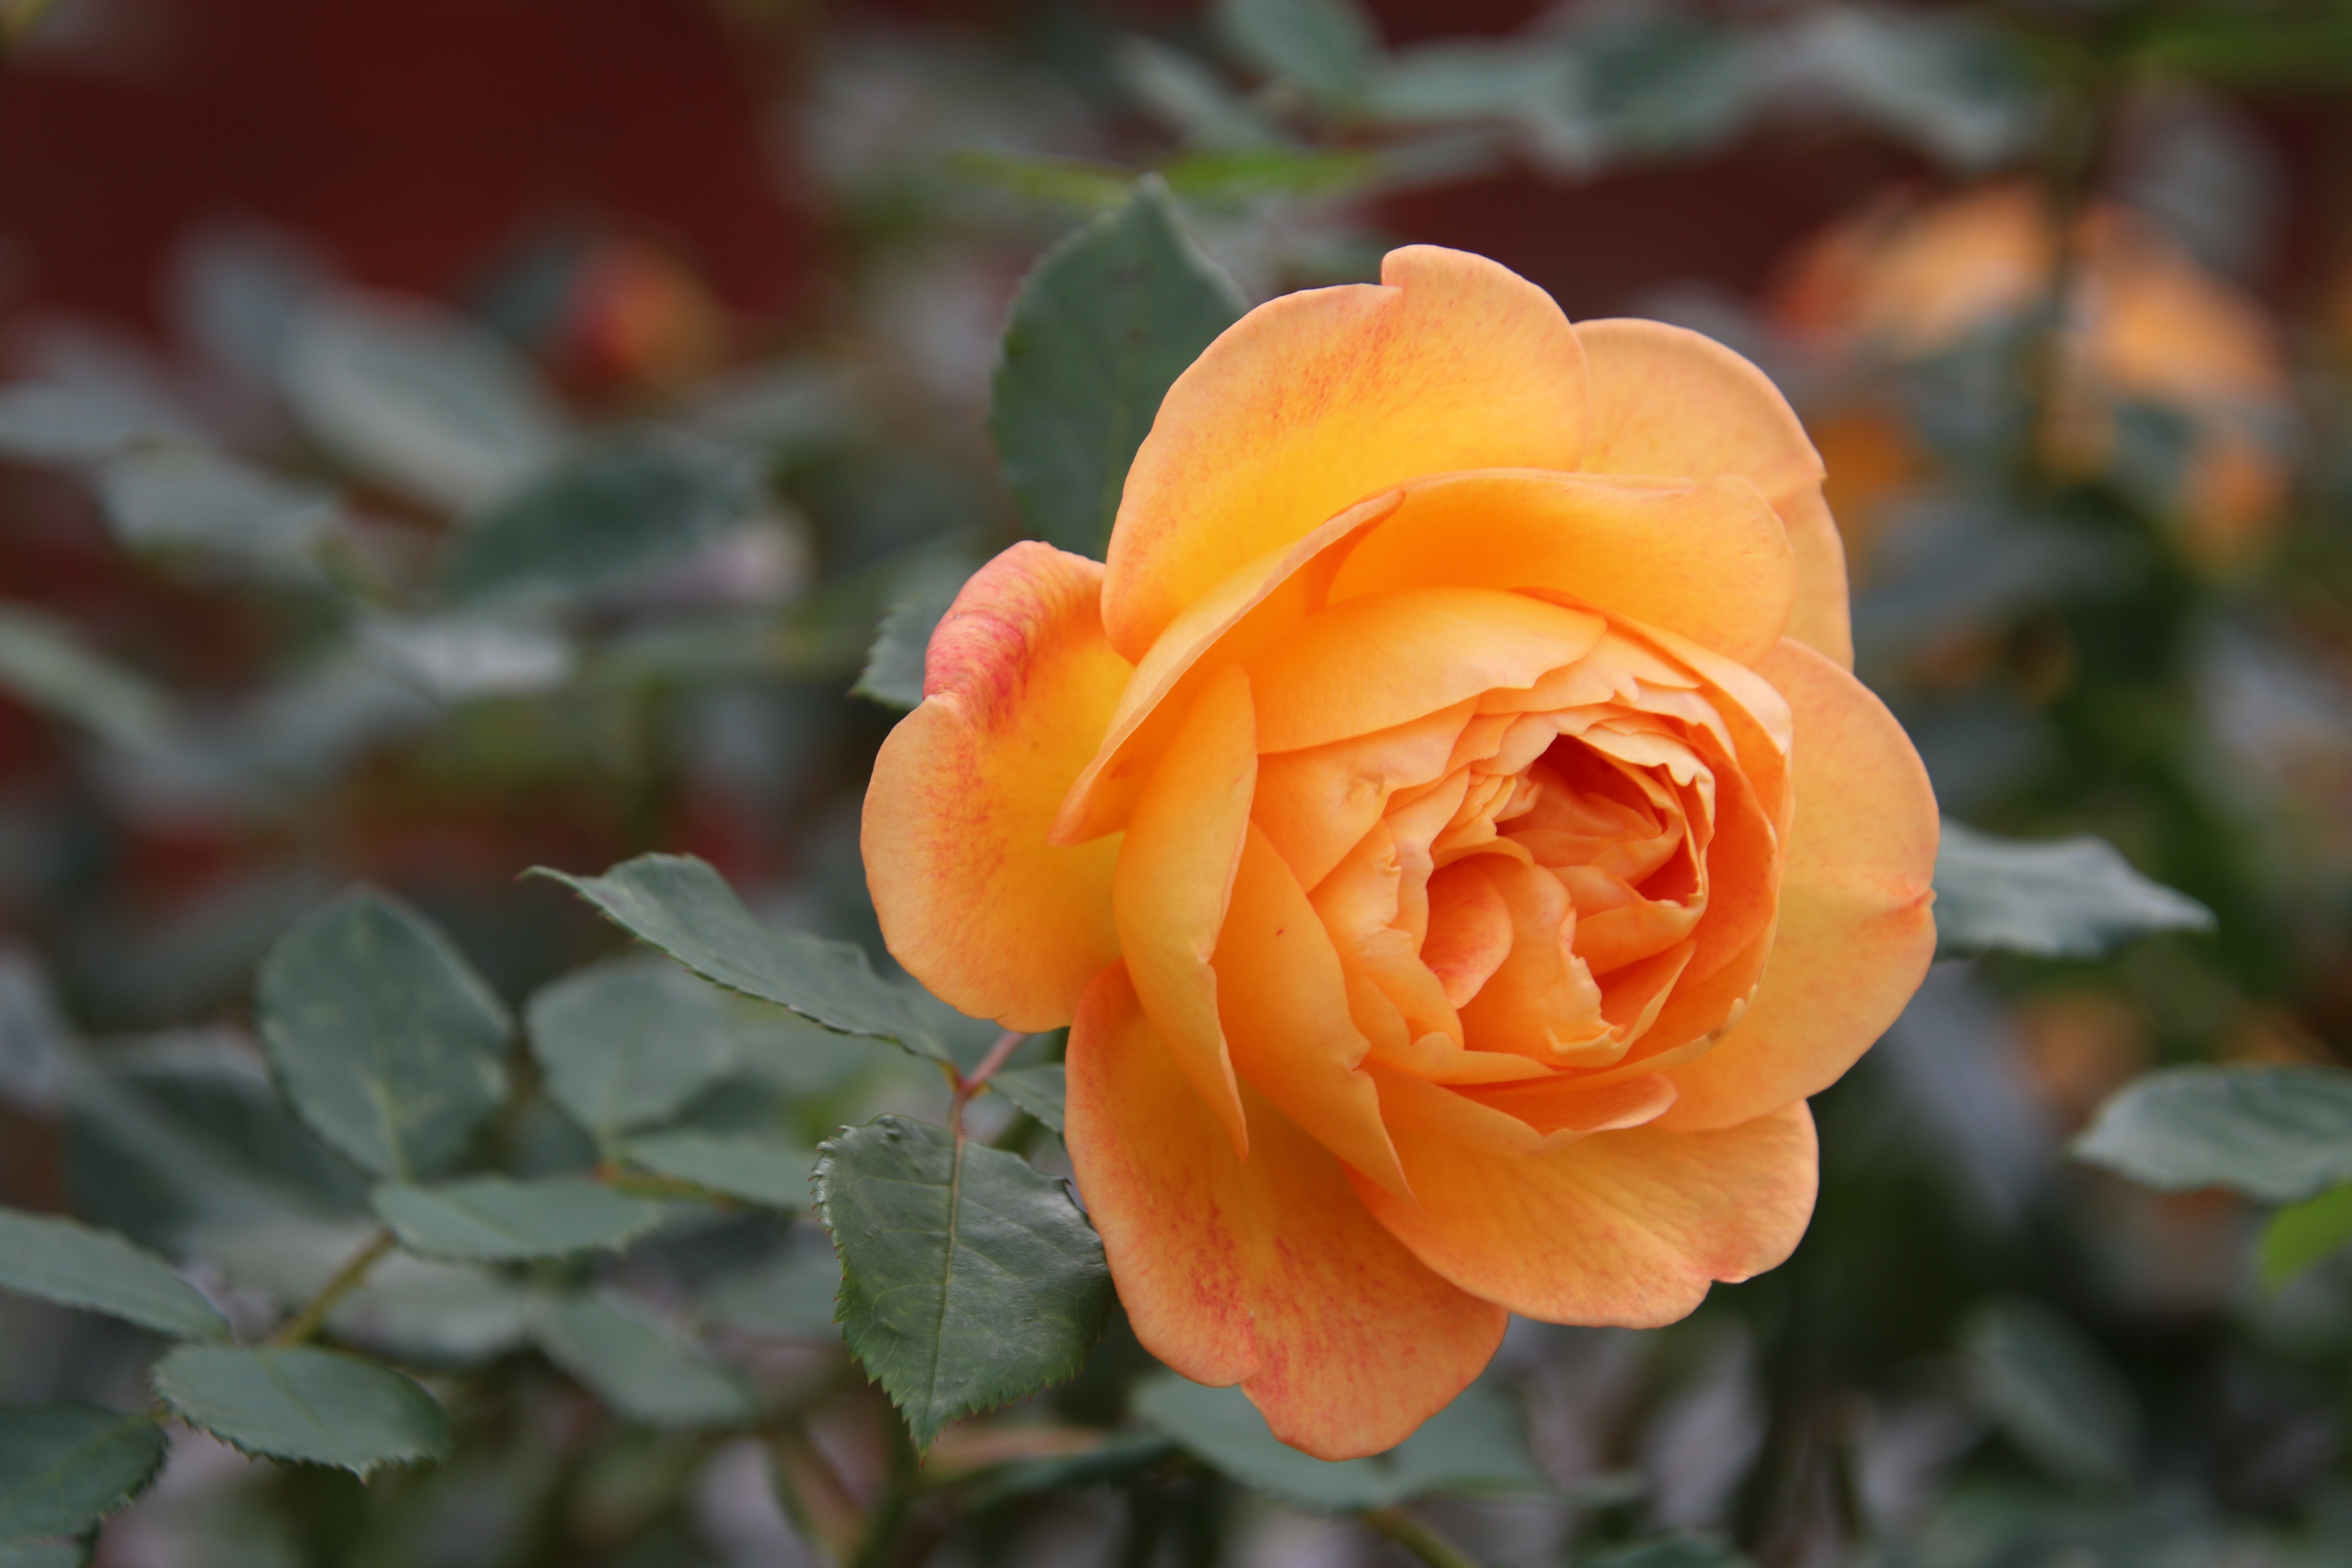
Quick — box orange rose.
[863,247,1938,1459]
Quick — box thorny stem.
[269,1227,396,1347]
[1363,1506,1486,1568]
[944,1029,1027,1144]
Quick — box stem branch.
[269,1227,395,1347]
[944,1029,1027,1144]
[1364,1506,1485,1568]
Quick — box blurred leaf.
[151,1345,450,1477]
[0,604,170,749]
[1370,40,1572,122]
[1933,819,2215,959]
[281,288,566,512]
[1567,9,1757,158]
[1784,6,2041,172]
[0,382,194,465]
[358,615,572,701]
[703,1244,842,1339]
[0,1542,87,1568]
[987,1065,1065,1133]
[1583,1541,1755,1568]
[2259,1183,2352,1290]
[2131,9,2352,87]
[1214,0,1378,102]
[372,1176,664,1261]
[526,957,736,1138]
[256,886,513,1182]
[991,177,1244,561]
[0,1207,229,1340]
[1962,1298,2140,1489]
[852,556,973,712]
[94,446,336,558]
[0,1407,166,1538]
[2074,1066,2352,1203]
[962,1430,1178,1510]
[1159,144,1381,202]
[1134,1376,1555,1510]
[616,1131,812,1209]
[530,854,947,1062]
[441,441,747,607]
[534,1292,757,1428]
[946,150,1138,211]
[814,1115,1111,1449]
[1113,36,1274,149]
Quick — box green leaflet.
[815,1116,1111,1448]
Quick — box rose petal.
[1068,964,1507,1459]
[1577,318,1853,668]
[1250,587,1606,754]
[863,543,1129,1029]
[1113,664,1257,1153]
[1328,470,1795,666]
[1355,1098,1818,1324]
[1104,245,1590,661]
[1658,639,1937,1130]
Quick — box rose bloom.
[864,247,1938,1458]
[1775,182,2294,568]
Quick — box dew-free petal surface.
[1657,639,1936,1130]
[1067,964,1506,1459]
[1577,318,1853,668]
[1329,470,1795,666]
[864,543,1129,1029]
[1103,246,1588,660]
[1356,1098,1817,1324]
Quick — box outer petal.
[1103,246,1589,661]
[1113,664,1256,1153]
[1354,1099,1818,1325]
[1328,470,1796,666]
[863,543,1129,1029]
[1067,964,1507,1459]
[1657,639,1937,1131]
[1577,319,1853,668]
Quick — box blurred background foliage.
[2,0,2352,1564]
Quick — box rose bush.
[864,246,1938,1459]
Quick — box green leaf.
[372,1176,664,1261]
[2073,1066,2352,1203]
[441,441,747,607]
[0,1208,228,1340]
[0,381,190,464]
[616,1131,812,1209]
[1214,0,1379,102]
[151,1345,450,1477]
[1961,1298,2138,1489]
[1933,819,2214,959]
[0,1406,166,1538]
[962,1431,1178,1510]
[526,957,736,1137]
[528,854,946,1062]
[1583,1541,1755,1568]
[813,1115,1112,1449]
[990,178,1244,560]
[281,289,566,512]
[2262,1184,2352,1290]
[96,446,335,557]
[702,1243,842,1339]
[852,555,973,712]
[987,1066,1065,1134]
[0,604,170,749]
[1134,1376,1553,1510]
[256,886,513,1181]
[0,1541,89,1568]
[534,1293,756,1428]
